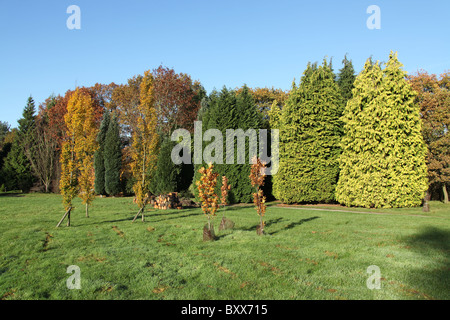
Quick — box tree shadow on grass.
[235,217,284,232]
[267,216,320,235]
[0,192,24,197]
[401,226,450,299]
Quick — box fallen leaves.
[213,262,237,278]
[111,226,124,238]
[324,251,338,259]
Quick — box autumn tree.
[408,71,450,203]
[153,65,205,135]
[48,87,104,192]
[235,86,288,121]
[250,157,267,235]
[130,71,159,222]
[218,175,234,231]
[196,163,219,241]
[57,89,99,226]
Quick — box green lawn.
[0,193,449,300]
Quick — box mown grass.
[0,193,449,300]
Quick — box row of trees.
[0,53,448,209]
[269,52,448,208]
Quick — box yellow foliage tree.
[57,89,99,227]
[131,70,159,222]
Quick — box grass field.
[0,193,449,300]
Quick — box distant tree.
[336,53,428,208]
[94,111,110,195]
[0,121,10,149]
[24,96,59,193]
[152,65,205,135]
[408,70,450,203]
[2,97,36,191]
[337,54,356,103]
[235,86,288,121]
[150,138,180,195]
[104,112,122,196]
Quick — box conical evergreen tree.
[3,96,36,191]
[336,52,428,208]
[273,60,344,203]
[94,111,110,195]
[193,86,261,203]
[104,112,122,196]
[150,137,193,195]
[337,55,356,102]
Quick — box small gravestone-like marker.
[203,224,216,241]
[219,216,235,231]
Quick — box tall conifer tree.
[273,60,344,203]
[94,111,110,195]
[336,52,428,208]
[104,112,122,196]
[337,55,356,103]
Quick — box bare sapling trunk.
[443,184,449,204]
[423,190,430,212]
[56,207,72,228]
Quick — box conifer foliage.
[94,111,110,195]
[336,52,428,208]
[273,60,344,203]
[193,86,262,203]
[104,112,122,196]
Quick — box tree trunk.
[443,184,449,204]
[423,190,430,212]
[86,203,89,218]
[67,210,71,226]
[56,207,71,228]
[257,216,264,235]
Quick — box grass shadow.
[0,192,24,197]
[268,216,320,235]
[402,226,450,299]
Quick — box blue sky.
[1,0,449,127]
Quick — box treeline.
[0,52,448,208]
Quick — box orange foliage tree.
[408,71,450,203]
[196,163,219,240]
[250,157,267,235]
